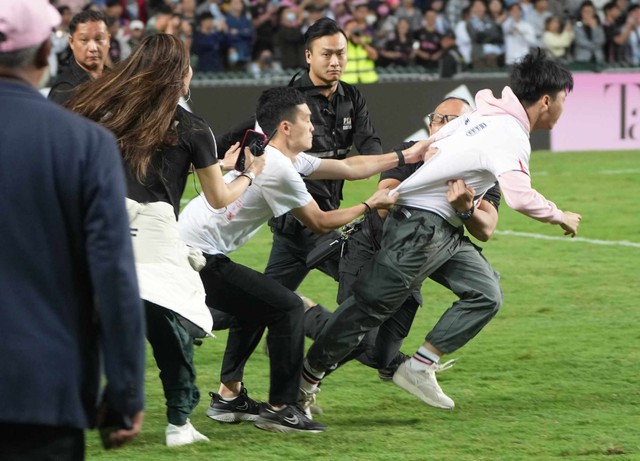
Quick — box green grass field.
[87,150,640,460]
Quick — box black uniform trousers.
[200,254,305,405]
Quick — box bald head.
[428,98,472,135]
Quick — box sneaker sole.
[253,420,325,434]
[392,372,455,410]
[206,409,259,423]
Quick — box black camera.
[235,129,267,171]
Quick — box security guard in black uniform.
[263,18,383,291]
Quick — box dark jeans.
[0,424,84,461]
[145,301,200,426]
[200,254,305,405]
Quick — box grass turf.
[87,150,640,460]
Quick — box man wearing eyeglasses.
[301,96,502,412]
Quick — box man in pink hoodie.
[299,48,581,412]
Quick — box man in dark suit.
[0,1,145,459]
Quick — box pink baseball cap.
[0,0,61,53]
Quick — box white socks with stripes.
[409,346,440,371]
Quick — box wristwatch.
[455,204,475,220]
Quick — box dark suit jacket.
[0,79,145,429]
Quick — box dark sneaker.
[254,404,327,433]
[205,386,261,423]
[378,352,410,382]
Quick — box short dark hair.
[69,10,108,35]
[510,48,573,107]
[256,87,307,135]
[304,18,347,50]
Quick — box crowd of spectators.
[49,0,640,81]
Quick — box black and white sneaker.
[205,386,262,423]
[254,404,327,433]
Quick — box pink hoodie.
[475,87,564,225]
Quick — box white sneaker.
[392,359,456,409]
[165,419,210,447]
[298,387,321,419]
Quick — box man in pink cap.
[0,0,145,458]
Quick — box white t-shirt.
[395,111,530,226]
[178,146,320,255]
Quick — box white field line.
[494,230,640,248]
[533,169,640,177]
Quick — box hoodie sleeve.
[498,170,564,224]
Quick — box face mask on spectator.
[285,11,296,23]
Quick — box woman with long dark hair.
[68,33,264,447]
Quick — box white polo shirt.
[178,145,320,255]
[395,110,530,227]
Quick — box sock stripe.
[412,352,434,366]
[302,369,321,385]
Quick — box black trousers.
[0,424,84,461]
[264,220,341,291]
[200,254,305,405]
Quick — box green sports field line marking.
[495,230,640,248]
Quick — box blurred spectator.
[487,0,508,28]
[395,0,424,32]
[525,0,553,40]
[467,0,504,68]
[48,10,111,104]
[373,2,399,47]
[302,4,329,35]
[104,0,124,23]
[49,5,73,78]
[627,4,640,65]
[196,0,224,19]
[342,17,379,83]
[122,0,149,23]
[430,0,452,34]
[168,13,194,51]
[192,11,227,72]
[573,0,605,64]
[414,9,445,70]
[502,2,537,65]
[603,0,635,63]
[146,4,174,33]
[107,16,127,63]
[330,0,352,27]
[455,5,473,65]
[378,17,416,66]
[124,19,146,56]
[542,15,574,61]
[446,0,470,29]
[439,30,466,76]
[250,0,278,59]
[274,4,307,69]
[178,0,197,25]
[352,0,376,36]
[225,0,254,69]
[249,48,283,77]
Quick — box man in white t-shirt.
[178,86,432,433]
[300,49,582,412]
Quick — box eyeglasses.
[427,113,459,125]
